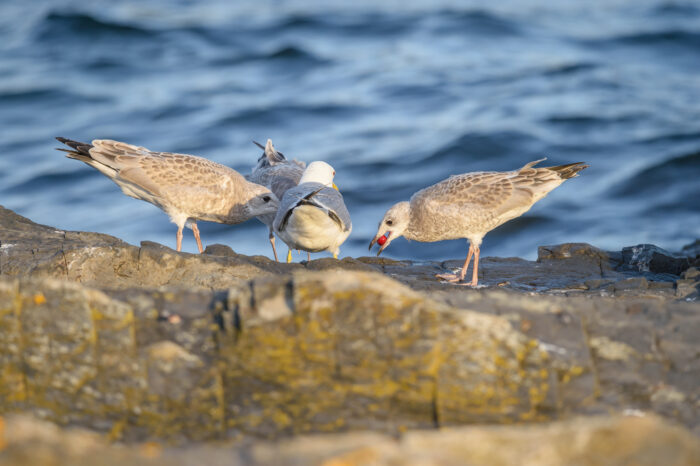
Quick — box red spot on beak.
[377,235,388,246]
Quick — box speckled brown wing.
[412,171,522,213]
[88,139,248,219]
[408,160,567,241]
[408,159,579,241]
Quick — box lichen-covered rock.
[0,273,557,441]
[2,270,699,441]
[1,205,699,445]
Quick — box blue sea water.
[1,0,699,261]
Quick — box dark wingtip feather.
[55,137,94,158]
[549,162,589,179]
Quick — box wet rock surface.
[1,205,699,462]
[2,205,697,297]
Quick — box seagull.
[273,161,351,262]
[369,159,588,286]
[56,137,279,253]
[247,139,306,261]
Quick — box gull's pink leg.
[307,251,311,262]
[459,244,474,281]
[176,226,183,252]
[191,223,204,253]
[269,229,279,262]
[436,243,474,283]
[469,246,480,287]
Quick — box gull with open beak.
[369,159,588,286]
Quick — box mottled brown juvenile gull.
[247,139,306,261]
[273,162,351,262]
[56,137,279,252]
[369,159,588,286]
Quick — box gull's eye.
[262,195,271,202]
[386,219,393,226]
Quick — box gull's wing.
[90,139,241,192]
[58,138,250,218]
[275,183,351,233]
[411,159,568,217]
[249,162,304,199]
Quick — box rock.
[202,243,237,257]
[2,204,700,445]
[0,414,697,465]
[584,278,615,290]
[538,243,613,268]
[0,205,296,289]
[676,280,699,300]
[0,206,688,294]
[680,239,700,260]
[0,273,555,440]
[620,244,690,276]
[613,277,648,291]
[1,271,699,440]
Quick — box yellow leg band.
[287,250,292,263]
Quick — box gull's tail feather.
[547,162,589,179]
[253,139,286,166]
[56,137,94,163]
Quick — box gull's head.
[299,161,338,190]
[244,184,279,217]
[369,201,410,256]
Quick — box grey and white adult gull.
[273,162,351,262]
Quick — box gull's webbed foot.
[435,273,479,287]
[435,273,463,283]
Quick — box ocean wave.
[613,150,700,197]
[273,12,414,36]
[585,29,700,51]
[210,44,328,67]
[430,9,522,36]
[545,113,641,128]
[212,103,363,128]
[542,62,598,76]
[7,169,94,195]
[420,131,544,169]
[0,87,109,105]
[36,12,155,41]
[638,131,700,144]
[650,4,700,16]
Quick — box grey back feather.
[274,182,351,232]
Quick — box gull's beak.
[368,235,378,251]
[332,183,339,191]
[369,232,391,256]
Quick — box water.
[1,0,699,261]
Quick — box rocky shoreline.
[1,204,699,464]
